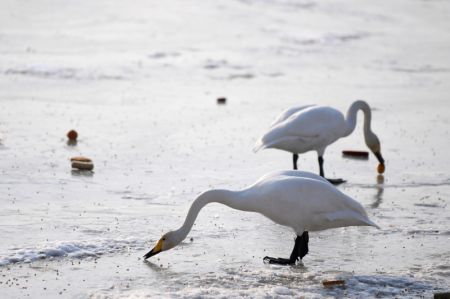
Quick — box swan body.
[144,170,378,263]
[237,170,378,233]
[255,106,346,155]
[253,100,385,180]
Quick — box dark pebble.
[217,97,226,104]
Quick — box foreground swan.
[253,100,385,184]
[144,170,379,265]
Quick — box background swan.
[144,170,379,265]
[253,100,385,184]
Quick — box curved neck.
[174,189,249,243]
[344,100,372,137]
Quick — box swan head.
[365,132,384,164]
[143,231,181,259]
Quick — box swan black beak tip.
[143,248,161,260]
[374,151,385,164]
[143,251,153,260]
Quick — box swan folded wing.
[325,210,379,229]
[281,106,347,138]
[254,134,318,152]
[270,105,316,127]
[258,170,330,185]
[255,106,325,152]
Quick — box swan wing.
[280,106,346,137]
[246,176,378,233]
[253,133,318,152]
[257,170,329,185]
[254,106,346,153]
[270,105,316,127]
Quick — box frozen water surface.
[1,0,449,298]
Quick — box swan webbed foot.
[263,256,296,265]
[264,232,309,265]
[326,178,346,185]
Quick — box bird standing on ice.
[144,170,379,265]
[253,100,385,184]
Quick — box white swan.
[144,170,378,265]
[253,100,385,184]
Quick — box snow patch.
[0,237,147,266]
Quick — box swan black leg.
[318,156,325,177]
[293,154,299,170]
[298,231,309,259]
[318,156,346,185]
[263,232,309,265]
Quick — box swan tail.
[326,210,380,229]
[253,139,266,152]
[361,217,380,229]
[353,210,380,229]
[253,137,287,152]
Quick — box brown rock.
[70,156,92,163]
[322,280,345,287]
[217,97,227,104]
[342,150,369,158]
[71,161,94,171]
[377,163,385,174]
[67,130,78,141]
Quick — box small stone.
[342,150,369,158]
[322,280,345,287]
[67,130,78,141]
[70,156,92,163]
[217,97,226,104]
[71,161,94,171]
[377,163,385,174]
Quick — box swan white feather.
[243,171,378,233]
[254,104,346,155]
[269,105,316,127]
[253,100,385,176]
[144,170,378,260]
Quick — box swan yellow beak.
[143,239,163,259]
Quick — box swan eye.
[162,238,166,241]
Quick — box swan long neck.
[344,100,373,137]
[174,189,247,243]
